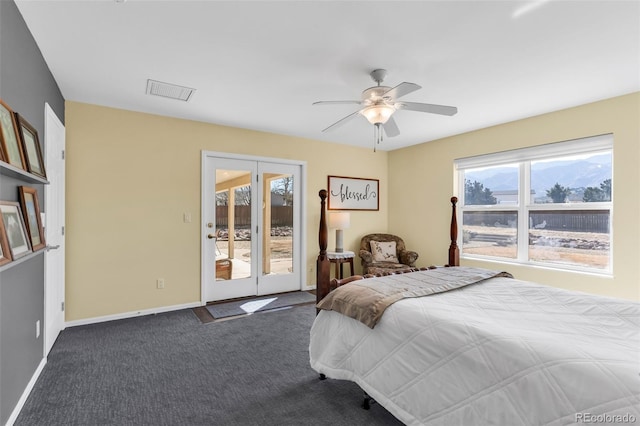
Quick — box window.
[455,134,612,274]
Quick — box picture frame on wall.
[327,175,379,211]
[14,113,47,179]
[0,99,26,170]
[0,213,12,266]
[18,186,46,251]
[0,132,5,163]
[0,201,32,260]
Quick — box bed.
[310,189,640,426]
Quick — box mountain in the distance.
[531,162,610,194]
[465,154,611,196]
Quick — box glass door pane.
[215,180,253,280]
[262,172,294,276]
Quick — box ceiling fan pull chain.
[372,123,383,151]
[373,125,377,152]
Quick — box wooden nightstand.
[327,250,355,279]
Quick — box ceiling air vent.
[146,79,195,102]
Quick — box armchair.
[359,233,419,275]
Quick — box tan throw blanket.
[317,266,513,328]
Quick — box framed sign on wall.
[327,175,379,211]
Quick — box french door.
[202,153,304,302]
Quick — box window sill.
[460,255,613,278]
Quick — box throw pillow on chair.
[370,241,399,263]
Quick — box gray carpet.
[15,305,402,426]
[207,291,316,319]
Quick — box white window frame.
[455,134,613,275]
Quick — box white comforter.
[309,276,640,426]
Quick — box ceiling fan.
[313,69,458,150]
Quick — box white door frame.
[200,151,307,304]
[44,103,65,356]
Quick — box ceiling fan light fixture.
[314,69,457,151]
[361,104,395,125]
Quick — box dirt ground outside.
[221,237,292,259]
[463,225,610,269]
[216,227,293,259]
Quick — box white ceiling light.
[360,104,395,125]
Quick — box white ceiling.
[15,0,640,151]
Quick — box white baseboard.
[65,301,202,328]
[5,358,47,426]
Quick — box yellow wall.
[389,92,640,301]
[65,102,388,321]
[66,93,639,322]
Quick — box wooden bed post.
[448,196,460,267]
[317,193,460,304]
[316,189,331,309]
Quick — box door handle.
[207,234,216,239]
[46,245,61,251]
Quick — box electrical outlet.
[157,278,165,289]
[183,212,192,223]
[36,320,40,339]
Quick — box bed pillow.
[370,240,399,263]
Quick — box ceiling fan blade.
[397,101,458,116]
[382,82,421,100]
[313,100,362,106]
[382,116,400,138]
[321,110,362,132]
